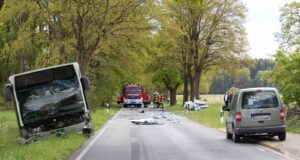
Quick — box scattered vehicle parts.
[4,63,92,144]
[184,100,208,110]
[130,118,163,125]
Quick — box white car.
[184,100,208,110]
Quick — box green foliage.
[269,1,300,108]
[152,66,182,90]
[234,67,251,88]
[227,87,240,94]
[0,0,155,109]
[276,1,300,53]
[266,51,300,108]
[209,59,275,94]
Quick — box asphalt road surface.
[69,107,291,160]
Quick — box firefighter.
[153,92,157,105]
[160,94,165,108]
[156,93,161,108]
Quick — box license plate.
[253,115,271,121]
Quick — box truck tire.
[144,104,148,108]
[123,104,127,108]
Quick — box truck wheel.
[144,104,148,108]
[278,132,286,141]
[123,104,127,108]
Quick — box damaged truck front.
[4,63,92,144]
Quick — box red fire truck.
[117,84,150,108]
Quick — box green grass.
[286,114,300,134]
[168,103,300,135]
[0,106,120,160]
[168,103,226,129]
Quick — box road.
[69,107,291,160]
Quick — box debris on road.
[130,118,163,125]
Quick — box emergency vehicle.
[117,84,150,108]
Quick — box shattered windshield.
[15,65,85,124]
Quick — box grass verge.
[168,103,300,135]
[168,103,225,129]
[0,106,120,160]
[286,114,300,134]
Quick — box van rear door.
[240,90,284,128]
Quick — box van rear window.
[242,91,279,109]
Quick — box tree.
[0,0,3,10]
[233,67,251,88]
[152,66,181,105]
[36,0,151,74]
[276,1,300,53]
[165,0,247,101]
[0,0,155,110]
[267,51,300,108]
[148,29,182,106]
[268,1,300,108]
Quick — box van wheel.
[278,132,286,141]
[226,131,232,139]
[232,127,241,143]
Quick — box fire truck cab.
[117,84,150,108]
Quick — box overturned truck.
[4,63,92,144]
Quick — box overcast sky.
[243,0,295,59]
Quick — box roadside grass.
[176,95,223,104]
[0,106,120,160]
[168,103,226,129]
[286,114,300,134]
[168,102,300,135]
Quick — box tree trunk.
[194,67,202,100]
[183,73,189,104]
[18,52,25,73]
[57,15,65,64]
[170,87,177,106]
[0,0,4,10]
[188,65,194,101]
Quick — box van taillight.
[236,112,242,122]
[280,108,285,120]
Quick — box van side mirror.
[222,105,230,111]
[4,84,13,101]
[80,76,90,91]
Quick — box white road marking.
[75,108,123,160]
[257,148,265,152]
[256,145,296,160]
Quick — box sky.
[243,0,295,59]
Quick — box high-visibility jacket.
[156,95,161,103]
